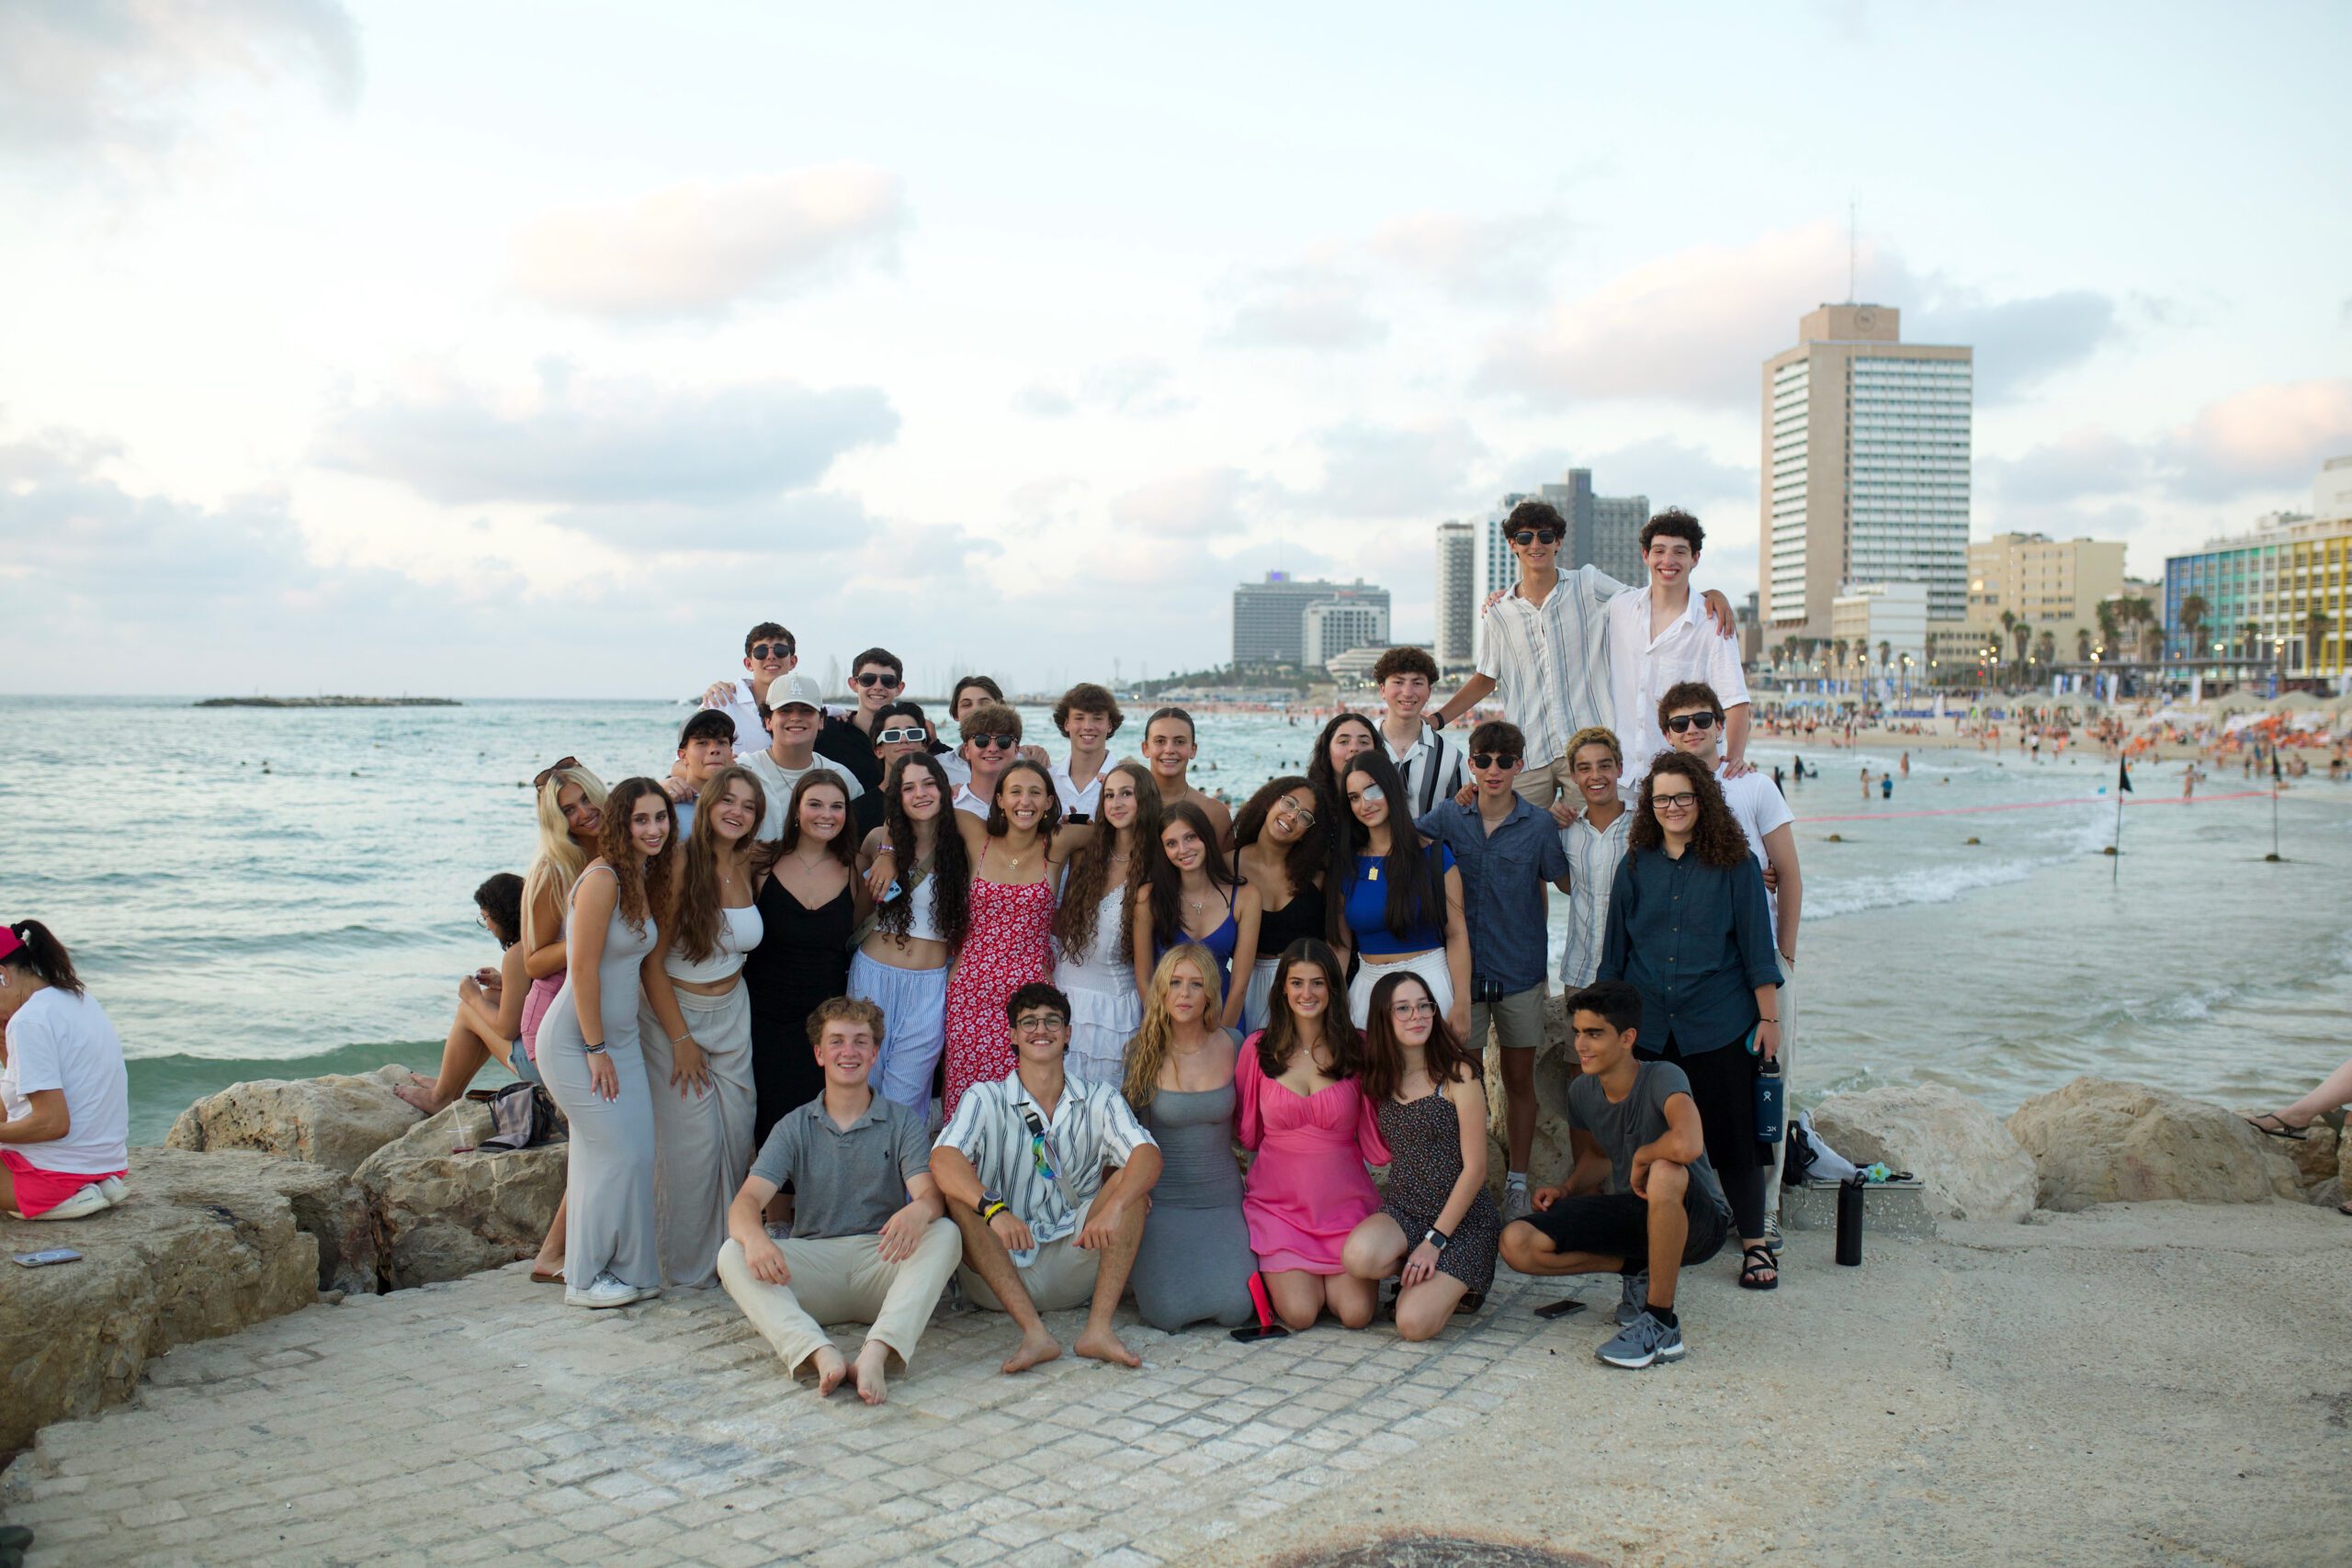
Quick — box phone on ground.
[1228,1323,1291,1343]
[13,1249,83,1268]
[1532,1297,1588,1320]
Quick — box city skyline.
[2,3,2347,697]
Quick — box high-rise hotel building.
[1760,304,1972,643]
[1434,521,1477,668]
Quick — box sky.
[3,0,2348,699]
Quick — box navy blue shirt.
[1415,797,1570,994]
[1598,845,1781,1054]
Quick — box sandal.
[1737,1244,1779,1292]
[530,1265,565,1285]
[2244,1112,2308,1141]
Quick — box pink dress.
[519,972,563,1061]
[1234,1032,1392,1275]
[941,876,1057,1120]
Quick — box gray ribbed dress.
[1130,1081,1258,1331]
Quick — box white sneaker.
[29,1184,110,1222]
[564,1271,645,1310]
[97,1176,128,1208]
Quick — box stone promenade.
[2,1262,1559,1567]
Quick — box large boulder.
[0,1149,333,1454]
[165,1064,424,1174]
[2232,1107,2343,1197]
[1813,1084,2037,1224]
[354,1100,564,1289]
[2007,1077,2300,1212]
[138,1145,379,1295]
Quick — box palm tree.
[1999,609,2018,660]
[2035,630,2056,667]
[2075,627,2093,664]
[2239,620,2261,663]
[1832,638,1849,680]
[2177,593,2209,664]
[2304,611,2333,675]
[2131,599,2162,663]
[2096,600,2119,655]
[2011,619,2032,666]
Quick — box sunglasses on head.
[1664,712,1720,733]
[852,671,901,688]
[533,756,580,788]
[969,734,1019,751]
[1510,528,1561,547]
[749,641,794,660]
[876,726,928,745]
[1469,752,1521,770]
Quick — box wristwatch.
[1422,1226,1451,1252]
[979,1189,1008,1223]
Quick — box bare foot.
[811,1346,848,1396]
[854,1342,890,1405]
[390,1082,442,1114]
[1001,1329,1061,1374]
[1073,1325,1140,1368]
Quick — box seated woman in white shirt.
[0,920,130,1223]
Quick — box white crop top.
[665,903,763,984]
[903,873,944,943]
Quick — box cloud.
[0,0,358,159]
[1366,208,1571,302]
[507,165,904,321]
[2162,378,2352,500]
[1909,289,2116,401]
[1108,468,1257,539]
[1013,358,1192,420]
[316,363,898,507]
[541,491,875,556]
[1579,436,1756,513]
[1012,382,1077,419]
[1216,265,1386,351]
[1300,419,1488,520]
[1985,428,2150,507]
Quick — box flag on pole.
[2272,751,2283,784]
[2118,758,2132,794]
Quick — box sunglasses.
[1664,712,1720,733]
[968,734,1019,751]
[533,756,580,788]
[1510,528,1562,546]
[1654,791,1699,810]
[852,671,901,689]
[876,727,928,745]
[1469,752,1521,770]
[749,642,794,660]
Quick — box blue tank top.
[1343,844,1454,956]
[1158,883,1240,997]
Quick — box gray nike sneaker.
[1596,1310,1686,1370]
[1500,1185,1532,1225]
[1615,1270,1648,1327]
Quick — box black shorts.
[1523,1190,1728,1269]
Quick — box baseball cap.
[761,673,824,715]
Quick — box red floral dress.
[941,875,1057,1119]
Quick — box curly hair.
[1123,944,1226,1111]
[1053,761,1160,965]
[1232,774,1329,906]
[1628,750,1749,866]
[595,777,678,935]
[1359,969,1477,1106]
[806,995,885,1047]
[1253,939,1361,1083]
[875,751,971,952]
[673,765,768,965]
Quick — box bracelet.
[979,1199,1009,1222]
[672,1032,692,1045]
[1759,1017,1779,1024]
[582,1042,607,1055]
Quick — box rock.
[2232,1109,2342,1194]
[165,1065,424,1175]
[135,1145,380,1296]
[1813,1085,2037,1224]
[0,1148,331,1454]
[354,1101,565,1289]
[2007,1077,2300,1212]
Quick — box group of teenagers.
[380,501,1807,1393]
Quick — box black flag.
[2272,750,2284,784]
[2118,758,2132,795]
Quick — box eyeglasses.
[876,727,927,745]
[969,734,1019,751]
[1389,998,1436,1020]
[1663,712,1720,733]
[1654,791,1699,809]
[852,671,901,689]
[1510,528,1562,546]
[750,642,794,660]
[1272,799,1317,824]
[533,756,580,788]
[1469,753,1521,770]
[1014,1015,1068,1037]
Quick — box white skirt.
[1346,949,1454,1030]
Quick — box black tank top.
[1256,887,1326,956]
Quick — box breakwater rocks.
[190,695,460,707]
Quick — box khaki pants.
[959,1197,1102,1314]
[716,1220,961,1378]
[1512,755,1575,809]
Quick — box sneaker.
[1596,1310,1686,1370]
[28,1184,110,1222]
[1765,1212,1784,1257]
[1499,1185,1532,1225]
[1615,1270,1648,1327]
[96,1176,128,1208]
[564,1271,645,1310]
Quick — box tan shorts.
[1468,983,1547,1055]
[959,1196,1102,1314]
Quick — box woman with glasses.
[1232,777,1335,1032]
[393,874,533,1115]
[1341,971,1499,1340]
[1337,750,1470,1037]
[850,753,972,1114]
[1132,802,1258,1030]
[1599,749,1782,1292]
[1051,761,1160,1086]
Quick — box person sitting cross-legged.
[928,982,1161,1374]
[1499,980,1734,1370]
[714,997,961,1405]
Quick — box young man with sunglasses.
[742,672,867,841]
[929,983,1160,1375]
[952,702,1025,818]
[705,622,802,757]
[1414,719,1572,1223]
[1431,501,1736,814]
[1609,510,1750,792]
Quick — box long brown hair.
[1253,938,1361,1082]
[1,919,84,996]
[876,751,971,951]
[778,769,858,866]
[1628,750,1749,866]
[596,777,677,934]
[982,757,1063,840]
[1123,944,1225,1111]
[673,765,766,965]
[1146,800,1241,944]
[1054,760,1160,964]
[1232,774,1327,907]
[1359,969,1476,1105]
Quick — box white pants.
[1346,949,1454,1029]
[716,1221,960,1376]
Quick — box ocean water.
[3,694,2347,1145]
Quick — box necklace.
[994,840,1034,873]
[789,852,830,874]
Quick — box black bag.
[475,1082,566,1152]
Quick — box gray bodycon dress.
[1130,1081,1258,1331]
[537,867,662,1292]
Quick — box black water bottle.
[1835,1175,1866,1267]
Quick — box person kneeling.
[715,998,959,1405]
[929,983,1161,1374]
[1498,981,1734,1370]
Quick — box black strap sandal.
[2245,1112,2309,1141]
[1737,1244,1780,1291]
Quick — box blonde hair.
[1122,944,1225,1111]
[1566,725,1623,769]
[807,995,886,1046]
[522,762,609,950]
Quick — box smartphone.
[1532,1297,1588,1321]
[13,1248,83,1268]
[1228,1323,1291,1343]
[1066,812,1092,825]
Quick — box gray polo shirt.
[748,1093,931,1240]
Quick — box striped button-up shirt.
[934,1068,1155,1265]
[1475,565,1633,768]
[1558,805,1634,987]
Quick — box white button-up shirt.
[1605,587,1749,789]
[936,1069,1155,1265]
[1558,805,1634,987]
[1474,565,1631,769]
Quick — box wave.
[1802,812,2110,920]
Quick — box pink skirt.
[3,1149,126,1217]
[519,972,564,1061]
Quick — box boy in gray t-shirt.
[1499,980,1732,1370]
